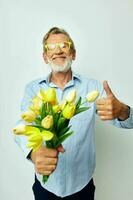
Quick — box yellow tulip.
[60,100,67,110]
[37,90,44,99]
[24,126,40,136]
[45,88,56,103]
[52,105,61,113]
[51,98,58,106]
[86,90,99,103]
[12,124,26,135]
[41,130,54,141]
[21,110,36,122]
[41,115,53,129]
[65,89,76,103]
[13,125,40,136]
[31,96,43,114]
[29,105,40,115]
[26,129,53,151]
[39,89,46,101]
[28,133,43,143]
[62,103,76,119]
[26,140,42,152]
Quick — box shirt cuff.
[115,107,133,129]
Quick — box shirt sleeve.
[112,107,133,129]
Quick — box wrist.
[118,104,130,121]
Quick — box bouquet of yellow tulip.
[13,88,99,183]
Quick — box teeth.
[53,57,66,59]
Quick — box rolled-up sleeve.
[112,107,133,129]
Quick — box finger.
[96,98,107,105]
[97,110,113,116]
[103,81,114,98]
[100,115,114,120]
[44,148,58,158]
[36,170,52,176]
[57,145,65,153]
[44,157,58,165]
[96,104,113,111]
[35,165,52,175]
[42,171,52,176]
[43,165,56,171]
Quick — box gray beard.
[48,58,72,73]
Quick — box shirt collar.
[38,71,81,85]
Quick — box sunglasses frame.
[45,41,72,51]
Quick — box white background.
[0,0,133,199]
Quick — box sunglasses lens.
[46,42,71,51]
[47,43,56,50]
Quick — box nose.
[54,45,62,53]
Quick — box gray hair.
[42,27,75,53]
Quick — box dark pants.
[32,176,95,200]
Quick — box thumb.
[57,144,65,153]
[103,80,114,97]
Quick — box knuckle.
[44,171,52,175]
[35,167,42,174]
[108,105,113,110]
[52,165,56,171]
[53,158,58,164]
[53,150,58,157]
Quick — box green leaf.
[32,125,45,132]
[57,117,66,131]
[40,103,46,119]
[34,117,41,126]
[54,131,73,148]
[76,96,82,108]
[47,103,54,115]
[75,107,90,115]
[58,125,72,137]
[46,140,54,148]
[54,112,60,125]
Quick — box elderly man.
[15,27,133,200]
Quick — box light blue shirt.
[15,71,133,197]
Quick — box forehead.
[46,33,69,43]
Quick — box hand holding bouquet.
[13,88,99,183]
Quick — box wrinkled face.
[43,34,76,72]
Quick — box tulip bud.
[12,124,26,135]
[30,96,43,115]
[28,133,42,142]
[21,110,36,122]
[41,130,54,141]
[45,88,56,103]
[62,103,76,119]
[32,96,43,108]
[86,90,99,102]
[41,115,53,129]
[65,89,76,103]
[37,90,44,99]
[39,89,46,101]
[52,105,61,113]
[51,98,58,106]
[60,100,67,110]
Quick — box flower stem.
[42,175,49,184]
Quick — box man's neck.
[50,69,72,90]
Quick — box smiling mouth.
[52,56,66,60]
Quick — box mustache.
[51,53,67,60]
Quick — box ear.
[43,53,48,64]
[72,49,76,60]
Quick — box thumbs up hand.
[96,81,130,121]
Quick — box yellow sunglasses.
[45,41,72,51]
